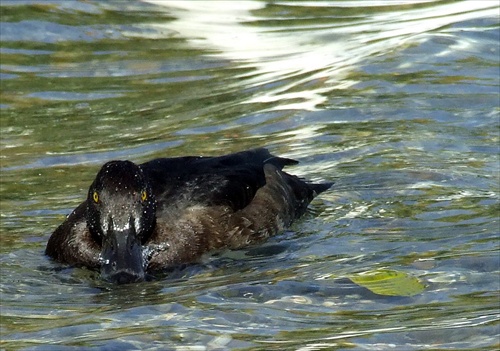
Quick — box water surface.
[1,1,499,350]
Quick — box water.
[1,1,499,350]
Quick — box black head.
[86,160,156,284]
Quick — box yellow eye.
[141,190,147,202]
[93,191,99,203]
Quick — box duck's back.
[140,148,307,212]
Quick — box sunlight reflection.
[141,0,497,111]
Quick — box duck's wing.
[140,148,298,211]
[45,202,101,267]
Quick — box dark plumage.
[45,148,332,284]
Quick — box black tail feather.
[310,181,334,195]
[265,156,299,170]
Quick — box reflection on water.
[144,0,497,110]
[1,0,499,350]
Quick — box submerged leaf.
[349,269,425,297]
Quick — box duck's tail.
[309,181,334,196]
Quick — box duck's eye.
[141,190,147,202]
[93,191,99,203]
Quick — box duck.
[45,148,332,284]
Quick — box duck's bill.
[100,229,145,284]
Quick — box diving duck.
[46,148,332,284]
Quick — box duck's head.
[86,160,156,284]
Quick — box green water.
[1,1,499,350]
